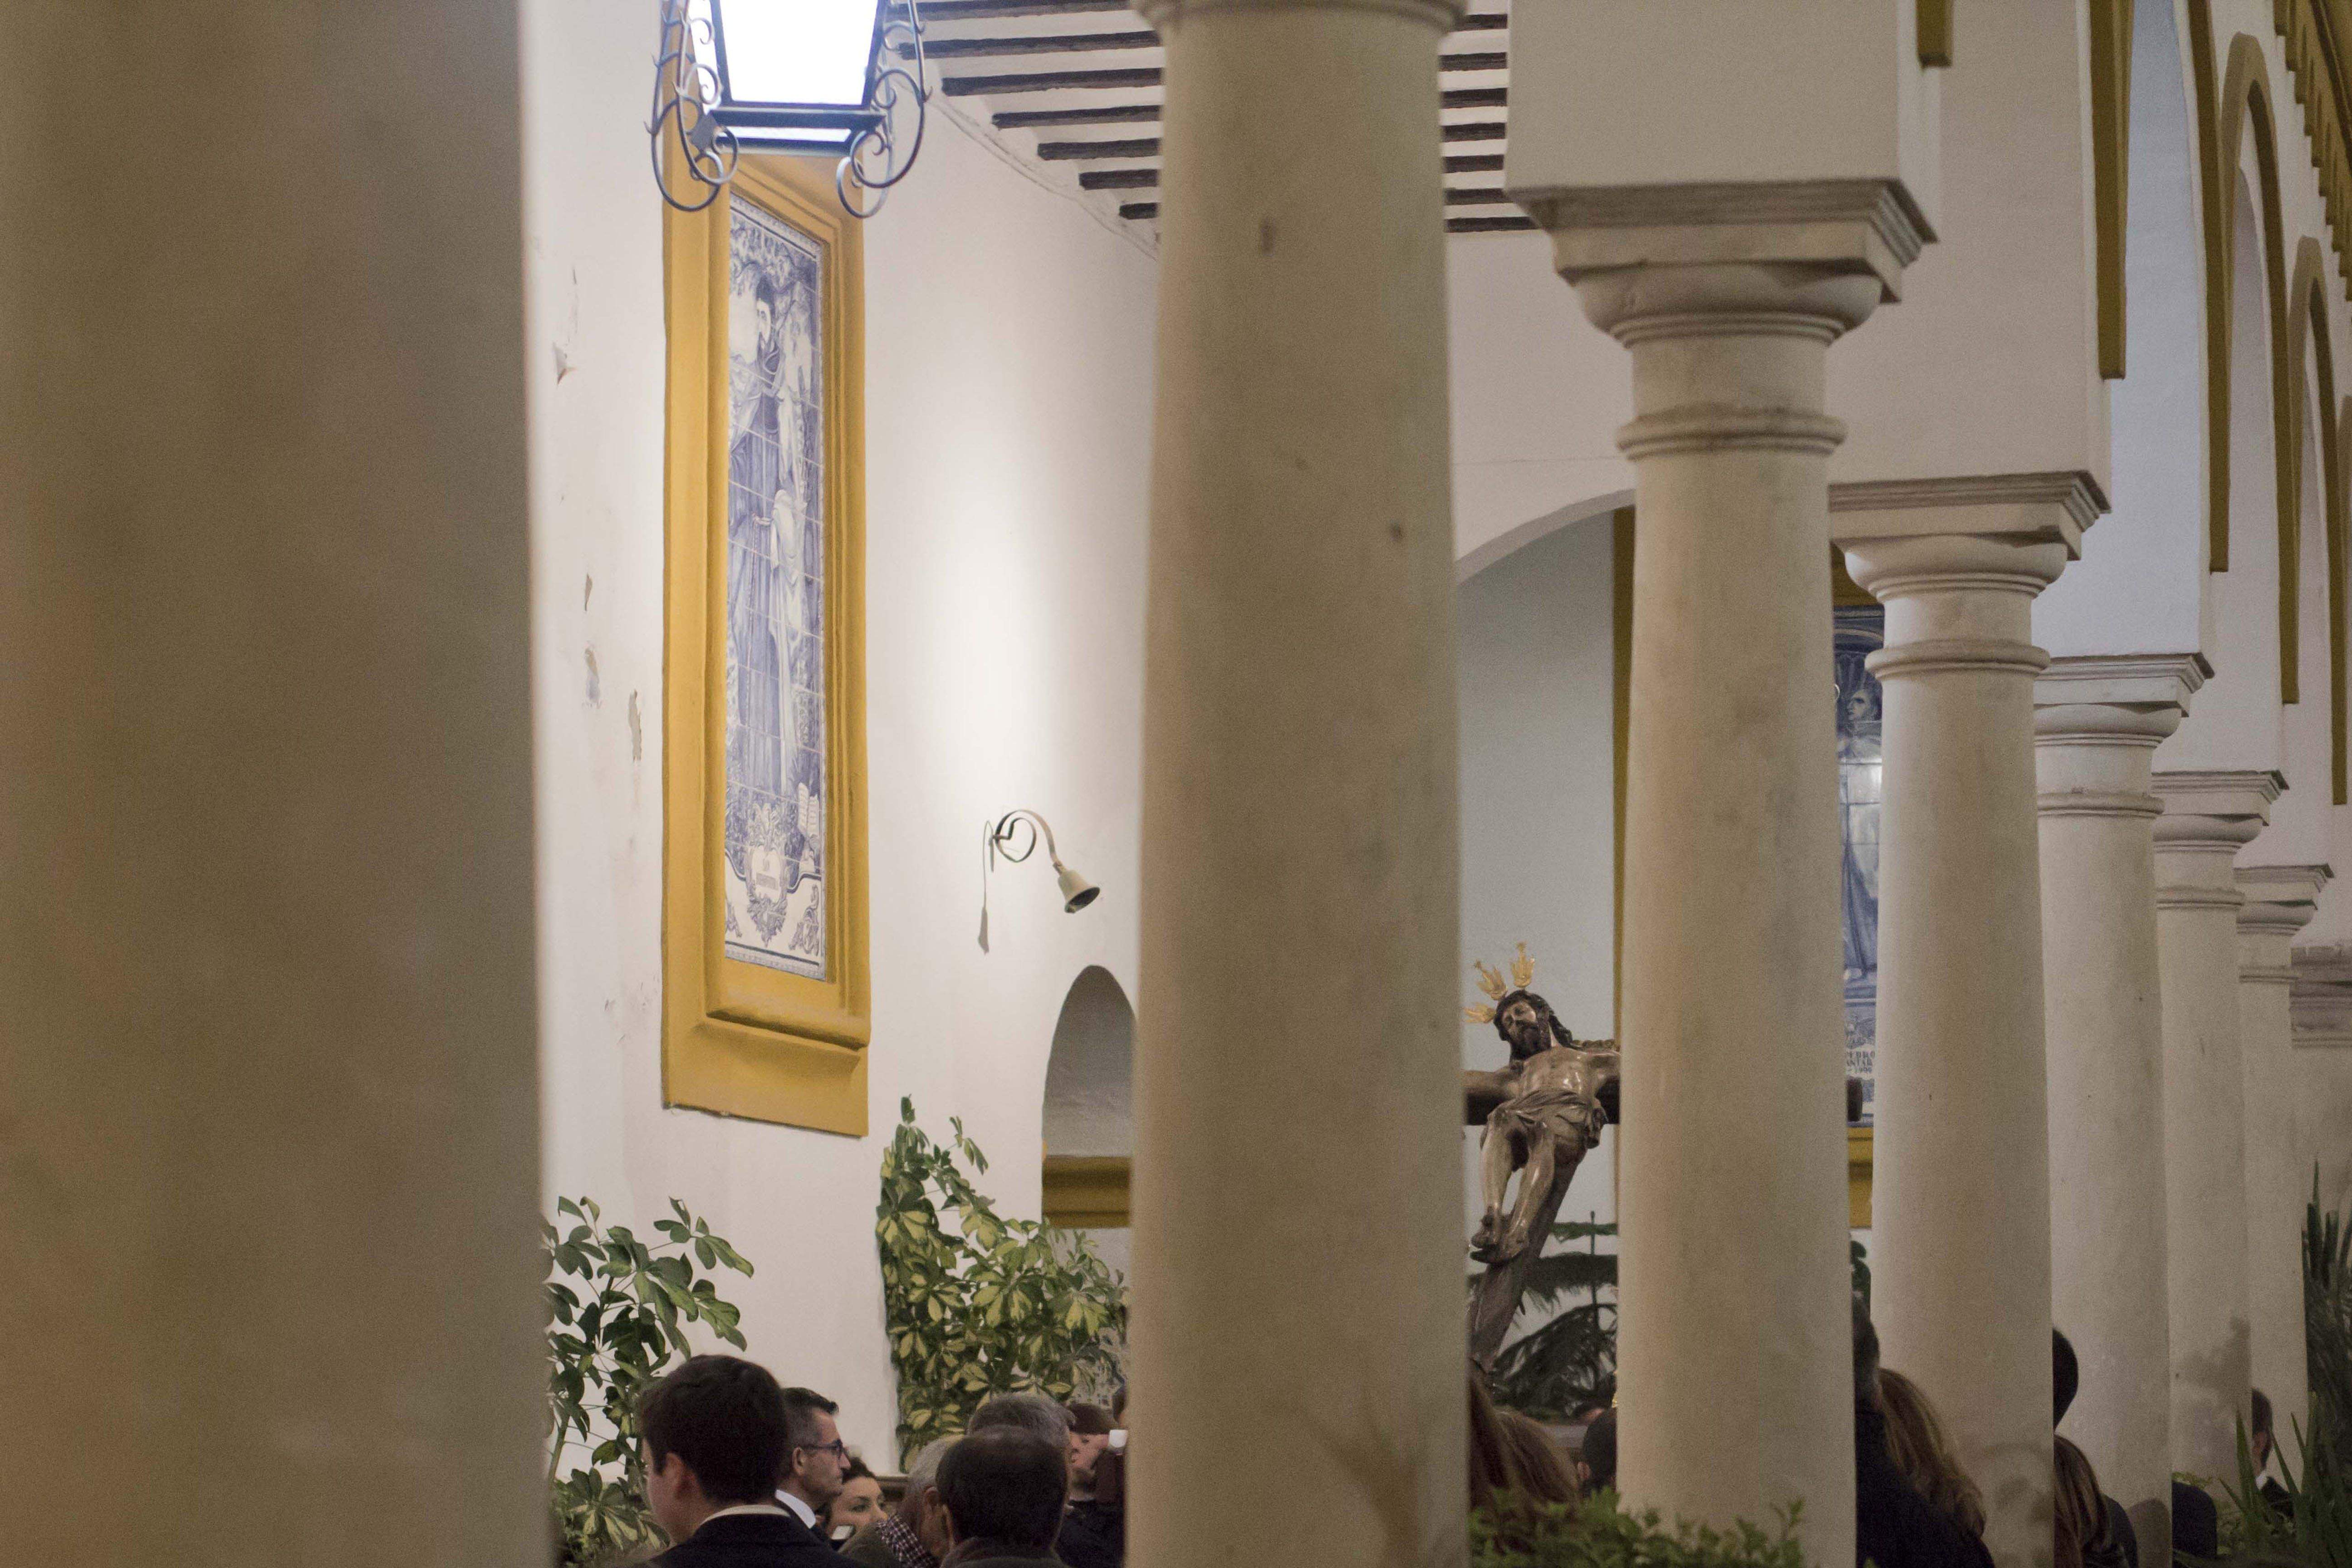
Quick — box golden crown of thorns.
[1464,942,1536,1024]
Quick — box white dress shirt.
[774,1489,821,1529]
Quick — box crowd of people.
[630,1358,1126,1568]
[632,1302,2285,1568]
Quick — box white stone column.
[1129,1,1466,1564]
[2152,770,2281,1477]
[1526,205,1920,1561]
[0,5,544,1562]
[2238,866,2328,1438]
[1838,482,2095,1568]
[2033,656,2205,1552]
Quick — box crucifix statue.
[1462,944,1619,1372]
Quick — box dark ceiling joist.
[1030,118,1504,160]
[1118,204,1534,231]
[949,50,1503,95]
[1080,151,1503,191]
[993,102,1161,127]
[928,29,1158,56]
[919,0,1127,17]
[1035,136,1161,159]
[917,0,1504,25]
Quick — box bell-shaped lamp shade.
[1055,861,1101,914]
[703,0,893,152]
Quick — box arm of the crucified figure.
[1463,1067,1515,1125]
[1588,1044,1622,1125]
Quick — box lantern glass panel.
[709,0,887,111]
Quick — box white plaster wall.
[525,0,1155,1462]
[2037,0,2207,657]
[1455,513,1621,1257]
[2166,182,2287,775]
[1444,233,1632,566]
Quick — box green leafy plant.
[877,1098,1127,1463]
[545,1195,755,1566]
[1473,1495,1810,1568]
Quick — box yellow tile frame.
[663,154,870,1136]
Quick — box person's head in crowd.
[865,1436,957,1564]
[1569,1398,1612,1429]
[828,1455,885,1537]
[2056,1435,2129,1568]
[1498,1410,1581,1507]
[2053,1329,2080,1426]
[1469,1372,1573,1514]
[2252,1388,2277,1469]
[1875,1368,1987,1539]
[938,1428,1070,1552]
[1066,1402,1115,1499]
[1579,1407,1617,1495]
[638,1354,790,1544]
[779,1386,848,1514]
[1853,1293,1882,1409]
[970,1391,1074,1454]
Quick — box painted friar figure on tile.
[1463,944,1619,1372]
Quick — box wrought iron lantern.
[653,0,929,217]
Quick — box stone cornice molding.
[1522,178,1930,301]
[1137,0,1461,31]
[2151,769,2286,821]
[2157,882,2250,911]
[2033,652,2210,728]
[1829,471,2107,559]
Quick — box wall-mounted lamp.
[980,810,1098,951]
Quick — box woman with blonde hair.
[1876,1368,1988,1540]
[1468,1371,1581,1515]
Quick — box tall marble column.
[0,5,544,1562]
[1130,1,1467,1564]
[1838,481,2095,1568]
[2033,655,2205,1551]
[2152,770,2281,1477]
[2238,866,2328,1437]
[1528,220,1920,1563]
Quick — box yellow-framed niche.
[663,154,870,1135]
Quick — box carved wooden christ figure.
[1463,946,1619,1371]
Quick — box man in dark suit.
[936,1427,1070,1567]
[642,1354,844,1567]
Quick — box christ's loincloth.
[1485,1086,1606,1156]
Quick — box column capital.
[2153,770,2279,907]
[1567,260,1885,354]
[1137,0,1463,31]
[1522,179,1928,302]
[2239,865,2331,939]
[2034,659,2205,817]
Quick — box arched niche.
[1041,966,1134,1245]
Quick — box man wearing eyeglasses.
[776,1386,851,1543]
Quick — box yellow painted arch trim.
[2200,34,2299,711]
[2089,0,2133,379]
[2288,237,2351,804]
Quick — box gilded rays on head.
[1465,942,1536,1024]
